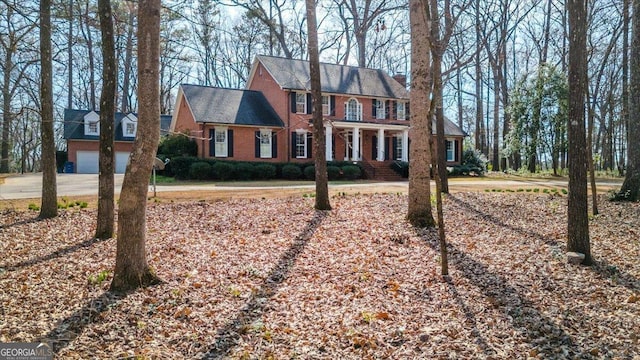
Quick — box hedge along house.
[170,55,466,179]
[64,109,172,173]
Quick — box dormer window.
[83,111,100,136]
[122,114,137,137]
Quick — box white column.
[377,128,385,161]
[401,129,409,162]
[325,125,333,161]
[352,127,360,161]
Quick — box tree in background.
[111,0,161,292]
[566,0,591,264]
[39,0,57,219]
[95,0,116,239]
[407,0,435,228]
[615,0,640,202]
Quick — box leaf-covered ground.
[0,193,639,359]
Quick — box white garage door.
[115,152,130,174]
[76,151,99,174]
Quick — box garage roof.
[64,109,172,141]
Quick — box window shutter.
[392,137,397,160]
[330,95,336,116]
[290,92,297,113]
[306,93,312,114]
[372,135,377,159]
[291,132,297,158]
[372,99,377,118]
[272,132,278,158]
[455,140,459,162]
[209,129,215,157]
[255,131,260,158]
[406,102,410,119]
[332,135,335,159]
[393,101,397,120]
[385,137,390,160]
[386,100,391,119]
[227,129,234,157]
[307,133,313,158]
[344,102,348,120]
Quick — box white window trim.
[322,95,330,116]
[446,139,456,162]
[122,114,138,137]
[344,98,362,121]
[259,129,272,159]
[296,92,307,114]
[397,102,406,120]
[376,99,386,119]
[295,129,307,159]
[84,111,100,136]
[214,127,228,158]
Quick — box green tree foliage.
[157,133,198,159]
[506,65,567,174]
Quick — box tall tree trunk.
[617,0,640,201]
[474,0,484,155]
[305,0,331,210]
[430,0,448,194]
[39,0,57,219]
[67,0,73,109]
[110,0,162,292]
[492,67,500,171]
[620,0,630,176]
[83,3,97,110]
[96,0,116,239]
[586,83,598,215]
[407,0,435,228]
[120,6,135,113]
[1,54,11,173]
[566,0,591,264]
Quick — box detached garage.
[64,109,171,174]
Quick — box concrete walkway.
[0,173,623,200]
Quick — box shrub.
[304,165,315,180]
[189,162,212,180]
[158,133,198,159]
[341,165,362,180]
[167,156,198,179]
[212,162,234,181]
[254,164,277,180]
[282,164,302,180]
[461,148,487,175]
[327,166,341,180]
[234,162,255,181]
[390,161,409,178]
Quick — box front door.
[344,130,363,161]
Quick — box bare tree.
[407,0,435,228]
[111,0,162,292]
[566,0,591,264]
[39,0,57,219]
[95,0,116,239]
[305,0,331,210]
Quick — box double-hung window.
[295,132,307,158]
[88,122,98,133]
[214,128,228,157]
[296,92,307,114]
[260,130,272,158]
[322,95,330,116]
[396,102,406,120]
[446,140,455,162]
[376,99,386,119]
[125,123,136,136]
[345,98,362,121]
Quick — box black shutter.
[406,102,410,119]
[330,95,336,116]
[372,99,377,118]
[393,101,397,120]
[255,131,260,158]
[372,135,377,159]
[290,92,297,113]
[307,133,313,158]
[291,132,297,158]
[209,129,215,157]
[306,93,312,114]
[454,140,460,163]
[272,132,277,158]
[385,137,390,160]
[332,135,335,159]
[227,129,234,157]
[386,100,391,119]
[392,137,397,160]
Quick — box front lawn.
[0,193,638,358]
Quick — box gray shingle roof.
[256,55,409,100]
[434,118,466,137]
[181,84,284,127]
[64,109,172,141]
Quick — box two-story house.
[170,55,465,178]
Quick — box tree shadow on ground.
[0,215,42,230]
[449,194,640,292]
[419,230,580,357]
[2,237,108,272]
[200,210,328,359]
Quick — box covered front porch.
[323,121,410,163]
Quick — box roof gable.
[180,84,284,127]
[254,55,409,100]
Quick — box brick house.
[64,109,171,173]
[170,55,466,178]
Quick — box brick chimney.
[392,73,407,88]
